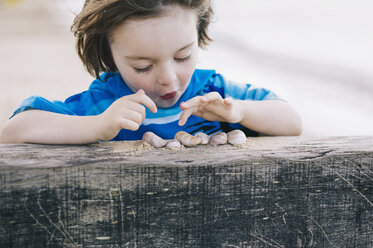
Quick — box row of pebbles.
[142,130,246,149]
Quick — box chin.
[156,98,179,109]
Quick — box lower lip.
[161,91,177,100]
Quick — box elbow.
[289,113,303,136]
[291,121,303,136]
[273,120,302,137]
[284,103,303,136]
[0,120,25,144]
[0,122,14,144]
[0,123,11,144]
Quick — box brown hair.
[71,0,214,79]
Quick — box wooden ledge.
[0,136,372,247]
[0,136,372,169]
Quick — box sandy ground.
[1,0,373,136]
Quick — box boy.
[0,0,302,144]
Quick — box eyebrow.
[125,41,195,60]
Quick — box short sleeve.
[11,96,76,118]
[10,72,128,119]
[11,90,118,119]
[205,73,284,101]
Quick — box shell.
[227,130,247,145]
[142,131,167,148]
[166,139,181,149]
[174,131,201,147]
[209,132,227,146]
[194,132,209,145]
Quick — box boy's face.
[110,5,199,108]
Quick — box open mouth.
[161,91,177,100]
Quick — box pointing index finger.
[178,105,199,126]
[132,90,158,113]
[180,96,205,110]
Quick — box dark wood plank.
[0,136,372,247]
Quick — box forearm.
[0,110,101,144]
[238,100,302,136]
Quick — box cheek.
[119,68,151,92]
[180,60,197,87]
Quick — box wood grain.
[0,136,372,247]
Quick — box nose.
[157,62,177,86]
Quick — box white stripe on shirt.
[143,112,182,126]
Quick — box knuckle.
[132,123,140,131]
[136,112,144,122]
[128,122,140,131]
[139,104,146,113]
[211,92,221,98]
[206,91,215,97]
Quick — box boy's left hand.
[178,92,243,126]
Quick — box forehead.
[110,5,198,56]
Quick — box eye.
[175,55,191,62]
[133,65,152,73]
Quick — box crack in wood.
[299,150,334,160]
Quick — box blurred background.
[0,0,372,136]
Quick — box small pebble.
[142,131,167,148]
[175,131,201,147]
[194,132,209,145]
[227,129,246,145]
[209,132,227,146]
[166,139,181,149]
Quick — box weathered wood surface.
[0,136,372,248]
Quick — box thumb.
[223,97,234,106]
[136,89,145,95]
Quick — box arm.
[0,90,157,144]
[0,110,102,144]
[179,92,302,136]
[235,99,302,136]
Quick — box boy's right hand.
[96,89,157,141]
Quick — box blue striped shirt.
[12,69,282,140]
